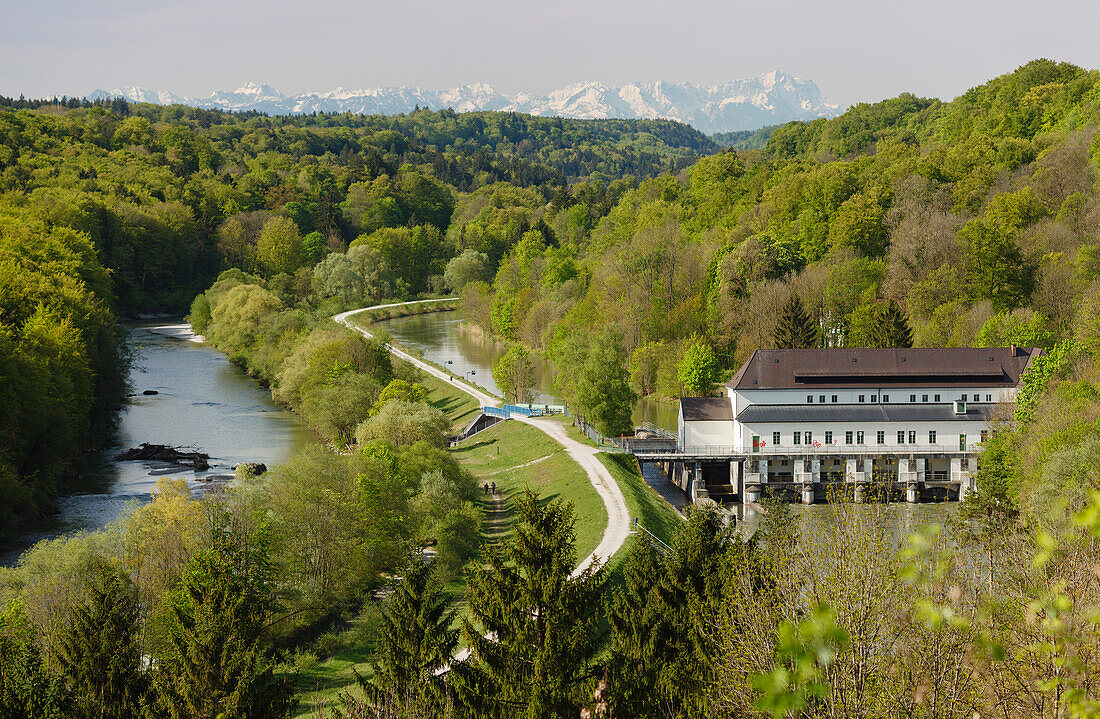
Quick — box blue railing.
[502,404,545,417]
[484,406,511,418]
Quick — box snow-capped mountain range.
[88,72,839,134]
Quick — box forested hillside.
[461,59,1100,422]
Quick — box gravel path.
[335,301,631,573]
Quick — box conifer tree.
[56,561,147,719]
[455,491,605,718]
[0,601,67,719]
[152,529,297,719]
[773,295,818,349]
[605,541,665,717]
[880,300,913,348]
[366,560,458,714]
[606,510,732,718]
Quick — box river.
[372,310,680,430]
[3,322,314,563]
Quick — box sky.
[3,0,1100,109]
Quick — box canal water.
[3,322,314,563]
[372,311,680,430]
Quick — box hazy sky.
[4,0,1100,109]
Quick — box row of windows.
[807,393,995,404]
[776,430,944,446]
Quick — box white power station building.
[673,346,1042,503]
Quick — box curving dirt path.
[334,301,631,573]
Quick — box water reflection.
[373,311,679,430]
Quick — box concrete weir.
[641,451,977,507]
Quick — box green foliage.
[56,561,147,719]
[492,344,537,404]
[366,561,457,714]
[0,600,67,718]
[356,400,450,448]
[977,309,1055,348]
[750,604,849,719]
[152,526,297,719]
[773,295,818,349]
[846,300,913,347]
[1015,340,1077,423]
[457,491,605,718]
[571,327,638,436]
[677,339,720,395]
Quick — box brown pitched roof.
[726,347,1042,391]
[679,397,735,421]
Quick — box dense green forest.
[0,100,716,542]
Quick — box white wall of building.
[730,387,1015,409]
[738,419,988,453]
[683,420,736,450]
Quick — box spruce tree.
[56,561,147,719]
[773,295,818,349]
[605,541,665,717]
[606,510,732,718]
[0,601,67,719]
[152,531,297,719]
[455,491,605,718]
[880,300,913,348]
[366,560,457,714]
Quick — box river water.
[4,323,314,563]
[372,311,680,430]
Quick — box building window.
[819,394,825,404]
[824,431,833,444]
[857,430,865,444]
[908,430,916,443]
[981,430,988,442]
[922,394,929,402]
[871,395,878,402]
[897,431,905,444]
[882,394,889,403]
[845,431,853,444]
[910,394,916,402]
[986,394,992,402]
[934,394,940,402]
[807,394,813,403]
[793,432,801,445]
[831,395,838,403]
[929,430,937,444]
[859,394,865,403]
[772,431,780,446]
[973,394,979,402]
[805,431,813,445]
[876,431,884,444]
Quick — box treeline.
[455,59,1100,420]
[0,100,715,312]
[0,200,125,543]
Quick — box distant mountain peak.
[88,73,839,133]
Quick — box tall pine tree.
[56,561,147,719]
[364,560,457,715]
[152,528,297,719]
[879,300,913,348]
[455,491,605,718]
[773,295,818,349]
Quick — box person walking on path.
[491,481,496,495]
[483,482,489,495]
